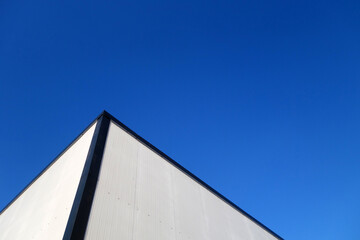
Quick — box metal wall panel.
[85,121,278,240]
[0,122,97,240]
[85,121,139,239]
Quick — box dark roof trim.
[0,115,100,216]
[101,110,283,240]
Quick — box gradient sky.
[1,0,360,239]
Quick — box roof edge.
[0,115,99,215]
[100,110,283,240]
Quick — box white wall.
[0,122,96,240]
[85,121,278,240]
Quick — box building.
[0,111,282,240]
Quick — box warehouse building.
[0,111,282,240]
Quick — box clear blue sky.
[0,0,359,239]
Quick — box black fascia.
[101,110,283,240]
[63,114,110,240]
[0,112,104,216]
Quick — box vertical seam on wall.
[131,143,140,240]
[198,186,210,240]
[169,167,178,240]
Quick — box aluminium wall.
[84,121,278,240]
[0,122,97,240]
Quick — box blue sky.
[0,0,359,239]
